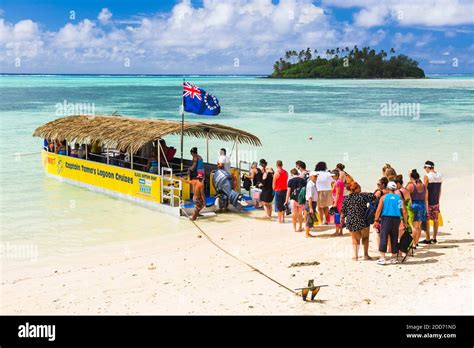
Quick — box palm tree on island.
[270,45,424,78]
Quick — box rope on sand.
[180,206,297,295]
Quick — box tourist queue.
[244,160,442,265]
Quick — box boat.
[33,114,262,216]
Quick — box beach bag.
[252,188,262,201]
[428,211,443,227]
[297,186,306,205]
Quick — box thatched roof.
[33,115,262,153]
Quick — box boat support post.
[235,136,240,193]
[157,139,161,176]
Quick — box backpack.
[398,227,414,253]
[363,194,378,225]
[242,176,252,192]
[399,226,414,263]
[297,186,306,205]
[290,178,305,201]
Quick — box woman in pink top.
[332,169,345,235]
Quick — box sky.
[0,0,473,74]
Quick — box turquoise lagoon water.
[0,75,472,261]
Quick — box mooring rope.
[13,151,42,157]
[180,206,297,295]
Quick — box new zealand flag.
[183,81,221,116]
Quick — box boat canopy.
[33,115,262,153]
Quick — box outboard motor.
[212,169,246,210]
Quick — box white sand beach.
[1,174,472,315]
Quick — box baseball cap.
[310,171,318,177]
[387,181,397,190]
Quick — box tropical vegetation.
[271,46,425,78]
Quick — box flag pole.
[180,78,185,173]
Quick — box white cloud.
[98,8,113,24]
[0,19,43,59]
[353,4,389,27]
[0,0,338,72]
[324,0,474,27]
[0,0,471,73]
[392,32,415,49]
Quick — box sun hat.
[310,171,318,177]
[387,181,397,190]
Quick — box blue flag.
[183,81,221,116]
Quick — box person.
[244,161,259,185]
[286,168,306,232]
[158,139,176,164]
[422,160,442,244]
[394,175,412,225]
[406,169,428,247]
[305,171,318,238]
[259,159,274,220]
[57,140,67,155]
[217,148,231,172]
[147,149,159,174]
[331,169,345,236]
[394,174,412,255]
[382,163,397,178]
[188,147,205,179]
[70,143,79,158]
[374,181,408,265]
[273,160,288,224]
[295,160,309,180]
[48,139,56,152]
[373,177,388,248]
[314,161,333,224]
[336,163,349,196]
[296,160,309,223]
[78,144,86,159]
[340,182,375,260]
[335,163,346,182]
[183,173,206,220]
[43,138,50,152]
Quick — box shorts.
[274,190,286,212]
[428,204,439,221]
[292,200,304,212]
[411,200,427,222]
[305,201,318,228]
[317,190,332,208]
[194,199,204,212]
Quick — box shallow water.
[0,75,472,262]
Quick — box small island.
[270,46,425,78]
